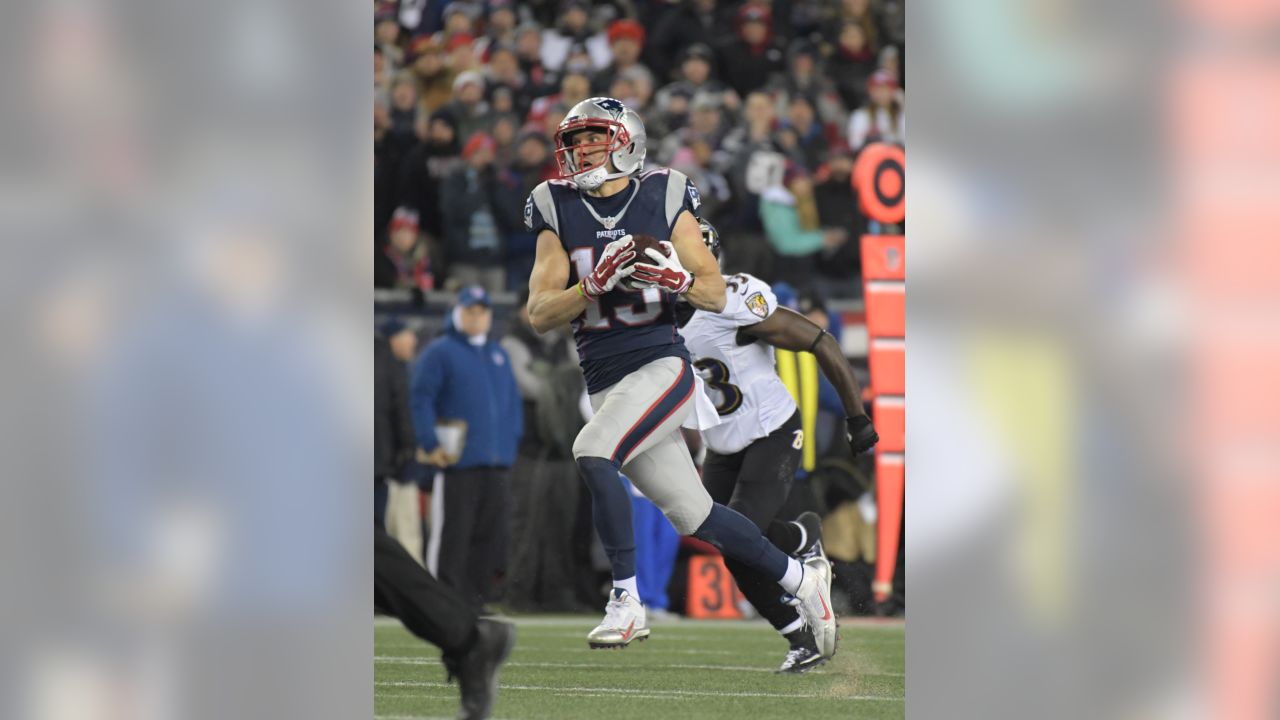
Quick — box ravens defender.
[678,219,880,668]
[525,97,837,654]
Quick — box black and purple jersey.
[525,168,702,394]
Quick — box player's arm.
[526,230,588,333]
[632,211,727,312]
[742,307,879,453]
[670,211,727,312]
[527,229,637,333]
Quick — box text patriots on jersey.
[596,227,629,240]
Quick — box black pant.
[702,411,803,632]
[429,466,511,609]
[375,526,476,655]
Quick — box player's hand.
[417,446,456,467]
[631,242,693,295]
[580,236,636,299]
[846,414,879,455]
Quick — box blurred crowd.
[375,0,906,298]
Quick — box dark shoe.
[776,645,828,674]
[444,618,516,720]
[794,512,825,559]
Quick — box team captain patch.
[746,292,769,318]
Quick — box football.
[620,234,669,290]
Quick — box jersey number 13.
[571,247,663,329]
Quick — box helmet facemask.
[554,119,633,192]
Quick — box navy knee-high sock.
[576,456,637,581]
[694,503,789,581]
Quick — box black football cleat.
[443,618,516,720]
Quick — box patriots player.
[524,97,837,654]
[678,219,880,671]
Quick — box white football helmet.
[554,96,647,191]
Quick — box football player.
[678,219,880,672]
[524,97,837,654]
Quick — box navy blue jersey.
[525,168,703,393]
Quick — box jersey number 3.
[570,247,662,329]
[694,358,744,416]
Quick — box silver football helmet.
[554,96,647,191]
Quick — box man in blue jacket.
[411,286,523,609]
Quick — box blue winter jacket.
[409,326,523,469]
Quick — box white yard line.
[375,655,904,677]
[376,680,902,702]
[374,616,904,630]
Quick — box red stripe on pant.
[610,361,694,465]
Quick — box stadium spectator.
[375,2,405,72]
[514,22,553,95]
[489,112,522,166]
[397,109,463,250]
[720,90,785,275]
[377,329,424,560]
[483,44,534,119]
[879,43,902,85]
[653,43,736,135]
[441,2,482,43]
[812,144,864,292]
[645,0,734,84]
[835,0,882,53]
[760,162,849,289]
[375,46,390,94]
[475,0,521,59]
[526,65,591,128]
[611,65,654,114]
[374,94,406,262]
[407,35,456,116]
[447,32,482,75]
[591,19,649,95]
[500,290,588,610]
[388,71,423,148]
[829,20,878,113]
[847,69,905,151]
[495,131,555,288]
[411,286,523,610]
[440,133,506,293]
[714,3,785,100]
[681,135,732,223]
[770,40,847,128]
[446,70,493,143]
[657,91,725,165]
[782,94,829,172]
[540,0,611,72]
[382,208,437,291]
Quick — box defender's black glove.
[846,415,879,455]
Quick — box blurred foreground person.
[375,526,514,720]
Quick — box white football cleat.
[587,589,650,649]
[789,557,838,658]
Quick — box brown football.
[620,234,670,290]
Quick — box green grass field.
[375,614,904,719]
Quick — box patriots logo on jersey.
[523,194,534,230]
[592,97,625,116]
